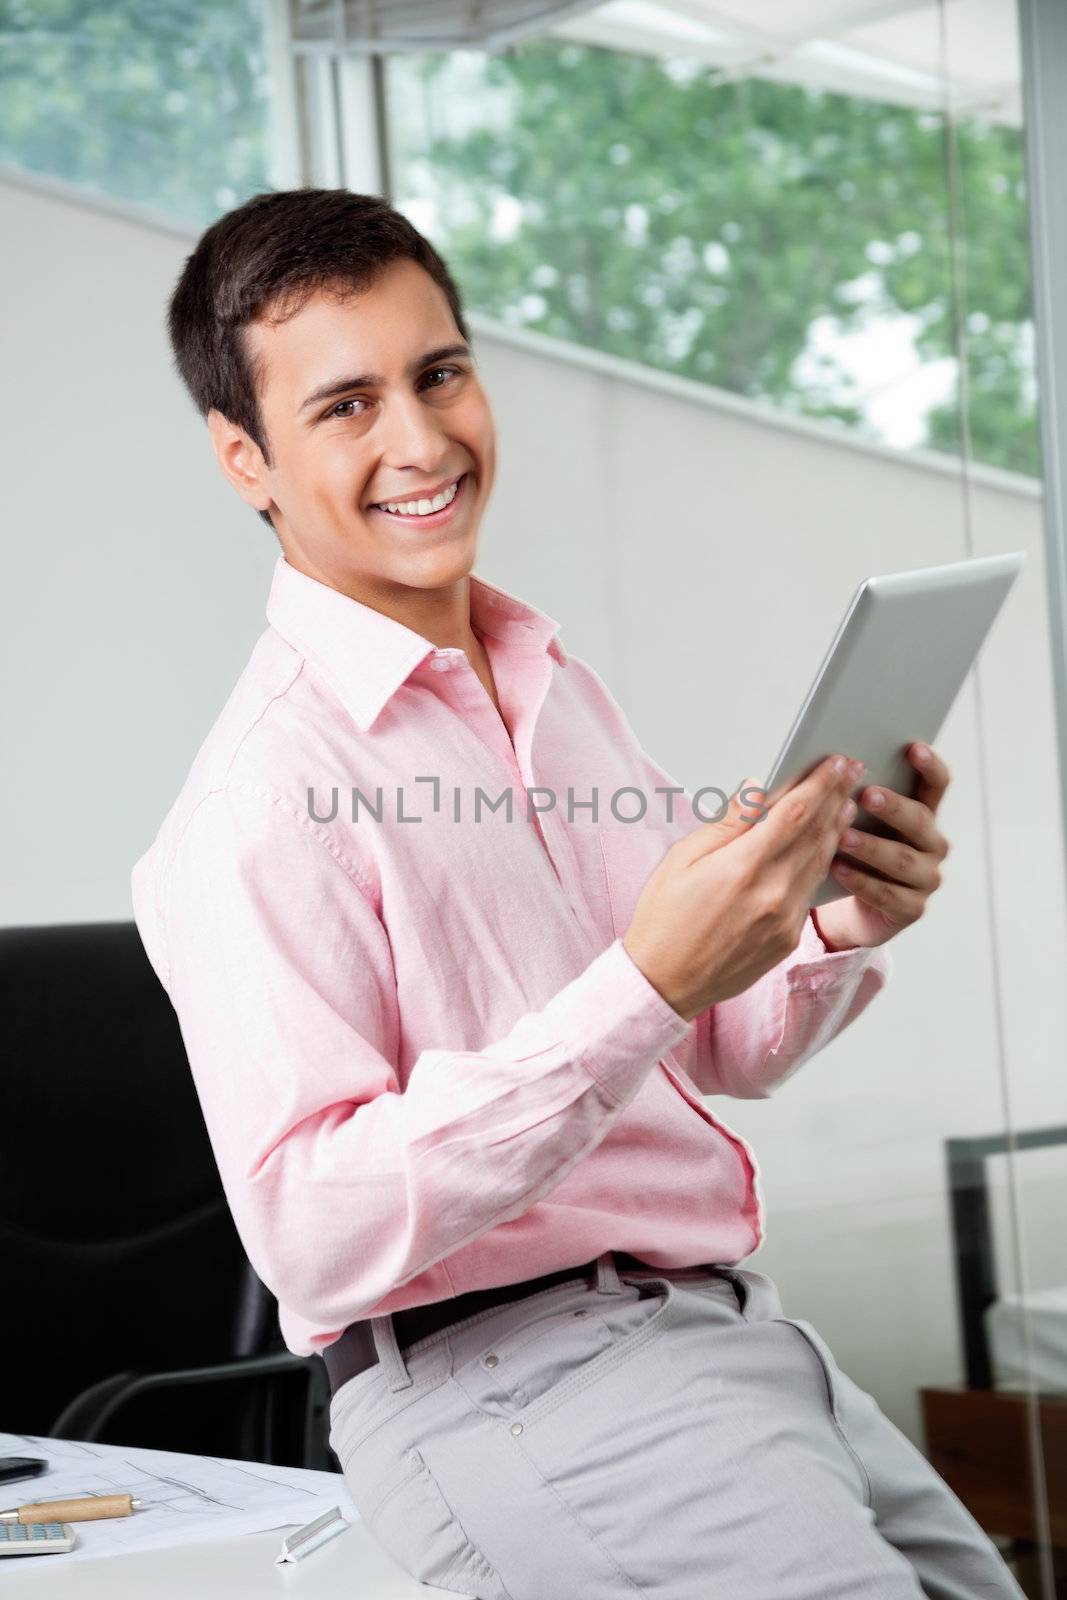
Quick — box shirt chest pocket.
[596,822,676,940]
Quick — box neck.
[283,549,478,651]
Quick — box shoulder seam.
[222,649,306,785]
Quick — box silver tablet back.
[762,552,1025,907]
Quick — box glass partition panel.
[941,0,1065,1589]
[382,5,1061,1591]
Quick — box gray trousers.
[328,1252,1027,1599]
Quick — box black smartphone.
[0,1457,48,1484]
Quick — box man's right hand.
[622,754,867,1022]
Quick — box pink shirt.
[131,555,891,1358]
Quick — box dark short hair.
[167,188,471,530]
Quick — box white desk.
[16,1517,462,1597]
[0,1433,468,1599]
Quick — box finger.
[762,755,862,864]
[764,753,857,813]
[858,783,945,855]
[906,742,951,817]
[828,855,927,921]
[836,827,944,892]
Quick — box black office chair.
[0,922,335,1471]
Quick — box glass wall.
[380,6,1061,1592]
[938,1,1065,1592]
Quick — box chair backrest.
[0,921,279,1446]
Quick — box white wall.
[4,169,1063,1446]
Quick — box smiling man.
[131,188,1022,1599]
[207,249,504,711]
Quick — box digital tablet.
[762,551,1025,908]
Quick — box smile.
[370,473,469,528]
[374,476,464,517]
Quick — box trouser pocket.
[778,1316,874,1508]
[344,1441,514,1598]
[450,1276,674,1427]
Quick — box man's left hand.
[811,742,952,952]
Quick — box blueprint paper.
[0,1431,356,1569]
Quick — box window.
[0,0,276,228]
[385,38,1038,478]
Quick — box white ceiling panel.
[550,0,1023,123]
[291,0,1023,124]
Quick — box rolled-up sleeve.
[131,783,691,1340]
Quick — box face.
[208,257,497,610]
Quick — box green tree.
[0,13,1038,477]
[389,40,1039,478]
[0,0,272,226]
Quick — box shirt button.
[482,1353,499,1368]
[430,658,452,672]
[510,1422,523,1435]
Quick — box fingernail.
[868,789,885,809]
[832,755,847,773]
[915,744,930,763]
[849,759,867,781]
[840,798,857,823]
[841,828,860,848]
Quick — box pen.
[0,1494,143,1525]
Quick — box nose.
[377,387,453,466]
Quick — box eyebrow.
[298,343,473,416]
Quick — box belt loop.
[370,1312,414,1390]
[595,1250,624,1296]
[713,1265,749,1316]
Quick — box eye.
[329,397,367,420]
[326,366,464,421]
[421,364,462,387]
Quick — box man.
[131,188,1020,1598]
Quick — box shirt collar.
[265,554,567,733]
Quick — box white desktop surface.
[14,1518,465,1597]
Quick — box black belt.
[322,1252,653,1398]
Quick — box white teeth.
[378,477,461,516]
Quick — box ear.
[207,408,273,513]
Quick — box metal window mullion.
[266,0,304,188]
[296,49,344,187]
[336,51,389,196]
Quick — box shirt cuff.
[788,907,893,991]
[558,938,694,1104]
